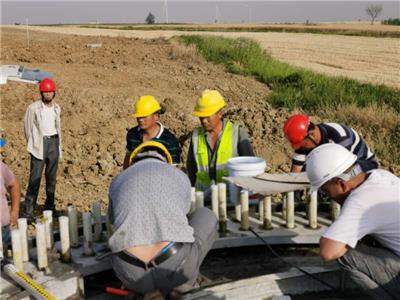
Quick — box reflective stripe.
[192,121,239,191]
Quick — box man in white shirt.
[306,144,400,300]
[23,78,62,220]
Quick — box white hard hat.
[306,144,358,192]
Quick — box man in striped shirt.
[283,114,378,173]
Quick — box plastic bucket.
[227,156,267,204]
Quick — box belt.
[44,134,58,139]
[116,242,184,269]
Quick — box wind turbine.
[215,0,219,23]
[242,3,252,24]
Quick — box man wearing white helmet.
[306,144,400,299]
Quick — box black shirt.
[126,123,181,164]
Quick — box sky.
[1,1,399,25]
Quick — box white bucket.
[227,156,267,204]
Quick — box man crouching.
[108,141,218,299]
[306,144,400,300]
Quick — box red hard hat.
[283,114,310,150]
[39,78,56,92]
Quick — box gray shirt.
[108,158,194,253]
[187,119,254,186]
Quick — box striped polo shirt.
[292,123,375,167]
[126,122,181,164]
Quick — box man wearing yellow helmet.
[187,90,254,191]
[123,95,180,169]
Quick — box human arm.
[123,153,131,170]
[186,141,197,186]
[238,127,255,156]
[319,237,348,261]
[23,106,33,141]
[9,178,21,228]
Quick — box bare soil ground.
[1,27,291,212]
[1,27,399,213]
[3,24,399,88]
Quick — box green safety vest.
[192,121,239,191]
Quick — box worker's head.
[129,141,173,166]
[39,78,56,103]
[193,90,225,131]
[283,114,319,152]
[132,95,161,131]
[306,144,362,203]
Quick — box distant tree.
[146,12,155,24]
[366,4,383,25]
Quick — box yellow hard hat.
[193,90,226,117]
[132,95,161,118]
[129,141,173,166]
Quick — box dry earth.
[3,25,399,88]
[1,26,399,214]
[1,27,293,212]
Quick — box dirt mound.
[1,28,294,211]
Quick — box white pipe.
[189,187,196,214]
[240,190,249,230]
[82,212,94,256]
[43,210,53,249]
[195,191,204,209]
[218,183,227,233]
[330,200,341,221]
[59,216,72,263]
[282,194,287,220]
[235,187,241,222]
[92,201,102,242]
[258,200,264,222]
[263,195,273,230]
[67,205,79,247]
[17,218,29,262]
[36,223,48,270]
[286,192,295,229]
[11,229,23,271]
[309,191,318,229]
[211,185,219,219]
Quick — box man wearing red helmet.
[283,114,378,173]
[23,78,62,220]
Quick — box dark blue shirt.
[126,123,181,164]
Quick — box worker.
[123,95,181,169]
[187,90,254,192]
[0,136,21,249]
[283,114,378,173]
[306,144,400,299]
[23,78,62,220]
[108,141,218,298]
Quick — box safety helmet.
[306,144,358,192]
[193,90,226,117]
[129,141,173,166]
[39,78,56,92]
[132,95,161,118]
[283,114,311,150]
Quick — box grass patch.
[179,35,400,113]
[179,35,400,166]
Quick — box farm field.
[3,24,400,88]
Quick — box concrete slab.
[182,265,356,300]
[0,260,84,300]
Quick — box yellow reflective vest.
[192,121,239,191]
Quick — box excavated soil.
[1,27,295,212]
